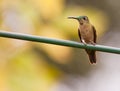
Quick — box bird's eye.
[83,17,87,20]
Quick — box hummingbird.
[68,16,97,64]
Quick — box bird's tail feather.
[85,50,96,64]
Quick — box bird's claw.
[82,40,87,46]
[91,42,96,45]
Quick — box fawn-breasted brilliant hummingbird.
[68,16,97,64]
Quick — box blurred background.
[0,0,120,91]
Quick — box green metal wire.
[0,31,120,54]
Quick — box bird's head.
[68,16,89,25]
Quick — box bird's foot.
[91,42,96,45]
[90,41,96,45]
[82,39,87,45]
[83,42,87,45]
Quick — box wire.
[0,31,120,54]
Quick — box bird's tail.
[85,49,96,64]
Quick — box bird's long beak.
[68,16,84,20]
[67,16,79,20]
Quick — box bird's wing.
[78,28,82,42]
[92,26,97,43]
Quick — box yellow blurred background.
[0,0,111,91]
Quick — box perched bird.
[68,16,97,64]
